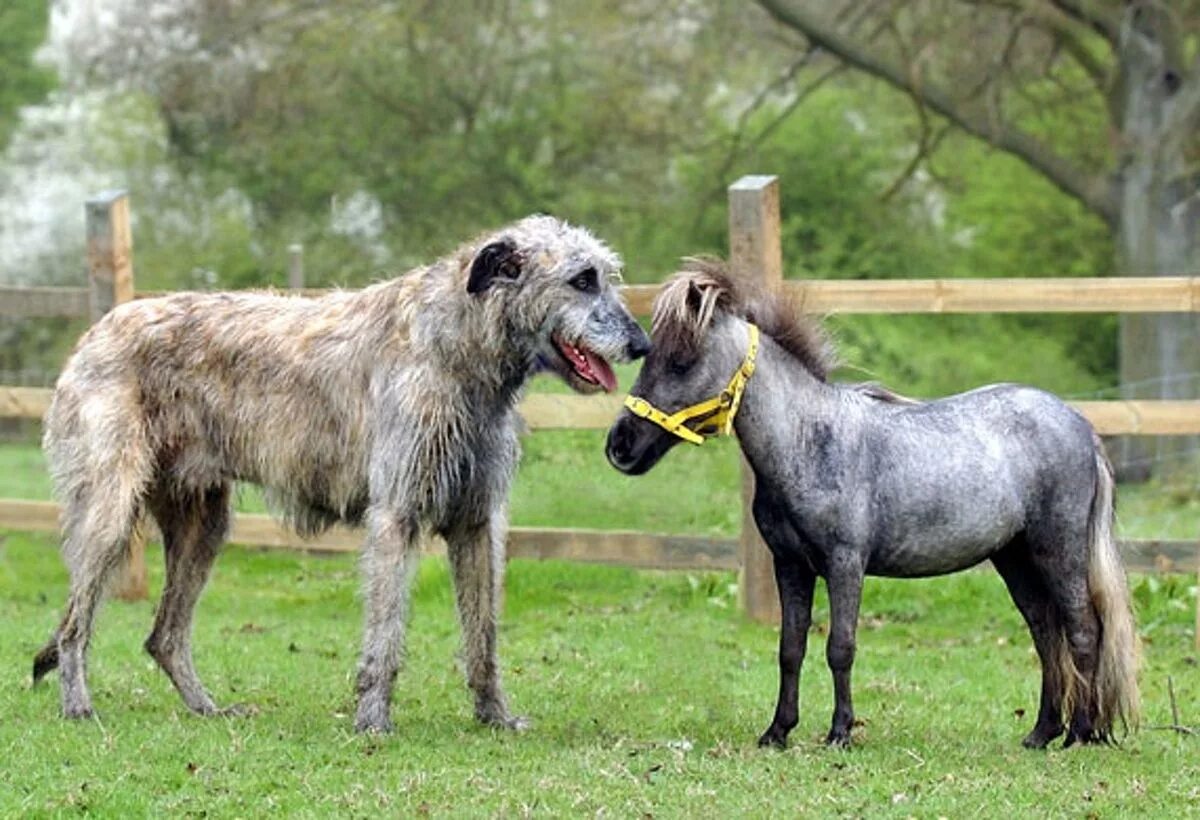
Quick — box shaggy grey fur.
[607,262,1139,750]
[33,215,649,733]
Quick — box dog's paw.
[477,704,531,732]
[353,700,394,734]
[495,714,532,732]
[62,705,95,721]
[216,702,259,718]
[354,716,394,735]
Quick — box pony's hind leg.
[992,541,1066,749]
[145,484,231,715]
[1027,531,1103,746]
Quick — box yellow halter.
[623,324,759,445]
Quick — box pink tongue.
[583,348,617,392]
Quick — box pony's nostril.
[606,423,633,465]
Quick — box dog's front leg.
[354,509,421,733]
[445,510,528,730]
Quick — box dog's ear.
[467,239,522,294]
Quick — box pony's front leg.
[758,558,816,748]
[824,554,865,747]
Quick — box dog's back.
[44,287,400,531]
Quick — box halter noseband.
[623,323,759,446]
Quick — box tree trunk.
[1114,8,1200,480]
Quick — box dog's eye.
[569,268,599,293]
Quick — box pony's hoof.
[1063,729,1107,748]
[825,729,852,748]
[1021,724,1063,750]
[757,728,789,749]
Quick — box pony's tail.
[1086,440,1141,737]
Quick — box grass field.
[1,530,1197,816]
[1,366,1198,815]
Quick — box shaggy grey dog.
[33,215,649,733]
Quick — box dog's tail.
[32,629,61,683]
[1085,439,1140,738]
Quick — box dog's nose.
[626,329,651,360]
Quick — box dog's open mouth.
[552,333,617,393]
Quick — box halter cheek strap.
[623,323,759,446]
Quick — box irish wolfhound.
[32,215,649,733]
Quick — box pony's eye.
[569,268,599,292]
[667,359,692,376]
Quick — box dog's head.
[465,215,649,394]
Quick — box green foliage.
[132,0,759,284]
[679,82,1116,396]
[1,531,1196,815]
[13,3,1125,396]
[0,0,55,147]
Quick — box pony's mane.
[651,257,837,380]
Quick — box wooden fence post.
[729,175,783,625]
[287,244,304,290]
[86,190,147,601]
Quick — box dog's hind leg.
[445,510,526,730]
[992,540,1067,749]
[54,489,148,719]
[354,510,422,733]
[145,484,231,715]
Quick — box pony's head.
[606,258,833,475]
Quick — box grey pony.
[607,259,1139,749]
[34,215,649,734]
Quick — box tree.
[754,0,1200,475]
[52,0,787,280]
[0,0,55,147]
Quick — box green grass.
[3,367,1198,814]
[1,531,1196,816]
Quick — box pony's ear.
[685,280,726,322]
[467,239,522,294]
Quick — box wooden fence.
[1,180,1198,644]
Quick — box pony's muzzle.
[605,412,675,476]
[605,415,642,474]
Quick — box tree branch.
[1180,52,1200,127]
[962,0,1113,88]
[1047,0,1122,44]
[753,0,1118,226]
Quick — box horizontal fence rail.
[0,285,91,318]
[1,499,1193,574]
[784,277,1200,314]
[628,277,1200,316]
[4,385,1200,434]
[0,500,739,571]
[8,277,1200,321]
